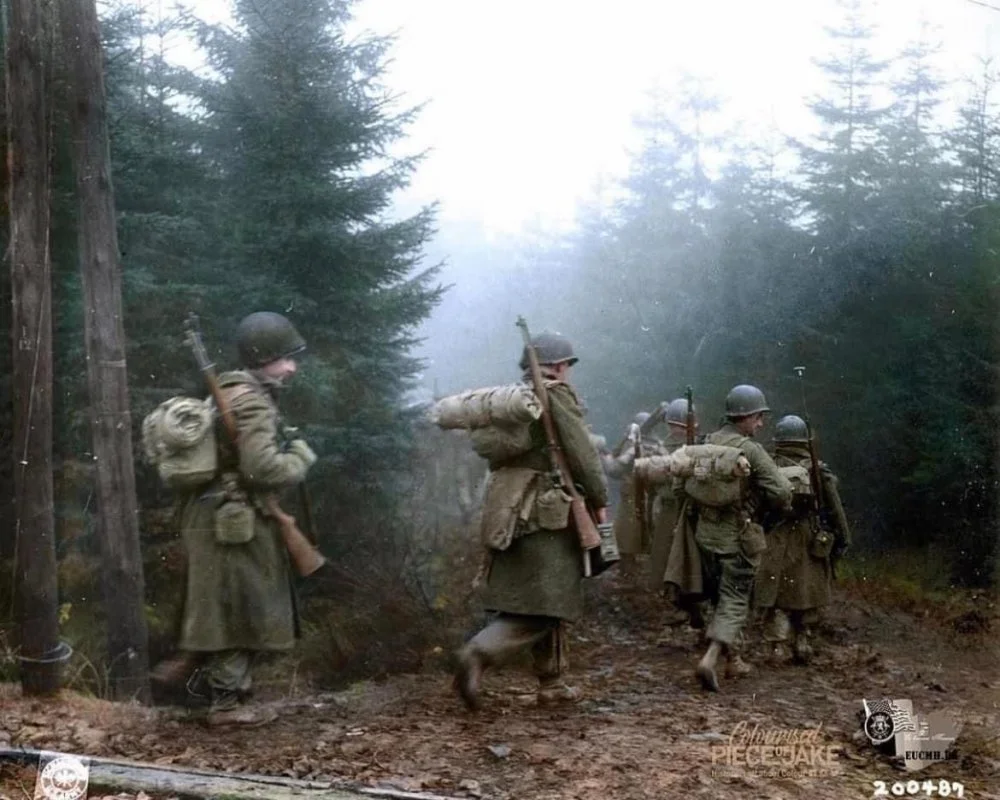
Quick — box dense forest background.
[0,0,997,684]
[414,3,1000,588]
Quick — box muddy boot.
[696,640,723,692]
[687,601,708,631]
[766,642,791,666]
[663,605,691,628]
[452,647,485,712]
[205,691,277,727]
[792,632,813,665]
[725,652,753,679]
[151,652,201,687]
[536,677,582,704]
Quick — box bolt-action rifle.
[793,366,842,578]
[516,316,602,577]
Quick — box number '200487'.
[873,780,965,797]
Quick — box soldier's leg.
[789,609,815,664]
[531,620,581,702]
[661,582,692,627]
[454,613,554,710]
[762,607,792,664]
[706,553,757,646]
[698,553,757,691]
[201,650,275,726]
[204,649,252,707]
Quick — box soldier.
[691,385,792,692]
[601,411,662,580]
[155,311,318,725]
[453,331,609,709]
[649,398,701,625]
[754,415,852,664]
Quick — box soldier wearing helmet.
[688,384,793,692]
[601,409,665,578]
[155,311,318,725]
[651,396,707,628]
[754,415,852,665]
[454,330,608,709]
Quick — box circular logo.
[865,711,896,745]
[38,755,88,800]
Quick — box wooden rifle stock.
[516,317,600,577]
[264,496,326,577]
[183,313,326,578]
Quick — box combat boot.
[696,640,723,692]
[662,604,691,628]
[766,642,791,666]
[725,652,753,679]
[536,677,582,704]
[151,651,201,687]
[792,633,813,665]
[687,601,708,631]
[452,647,485,712]
[205,691,277,727]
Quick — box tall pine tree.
[191,0,443,548]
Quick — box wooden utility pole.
[7,0,61,694]
[57,0,150,702]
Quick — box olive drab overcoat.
[647,432,686,589]
[753,445,852,612]
[479,376,608,622]
[178,370,314,652]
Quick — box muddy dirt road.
[2,585,998,800]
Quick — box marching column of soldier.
[148,313,851,724]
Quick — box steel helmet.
[236,311,306,368]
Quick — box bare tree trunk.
[7,0,60,695]
[57,0,150,702]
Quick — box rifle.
[184,313,326,577]
[516,316,601,577]
[611,401,670,457]
[630,423,648,549]
[685,386,695,446]
[793,366,840,577]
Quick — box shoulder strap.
[220,384,258,405]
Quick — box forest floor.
[2,573,999,800]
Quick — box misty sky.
[187,0,1000,234]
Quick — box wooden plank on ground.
[0,748,457,800]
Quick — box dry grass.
[838,547,999,641]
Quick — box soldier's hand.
[287,438,318,467]
[595,507,609,524]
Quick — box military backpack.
[670,441,753,508]
[141,396,219,490]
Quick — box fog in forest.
[1,0,999,728]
